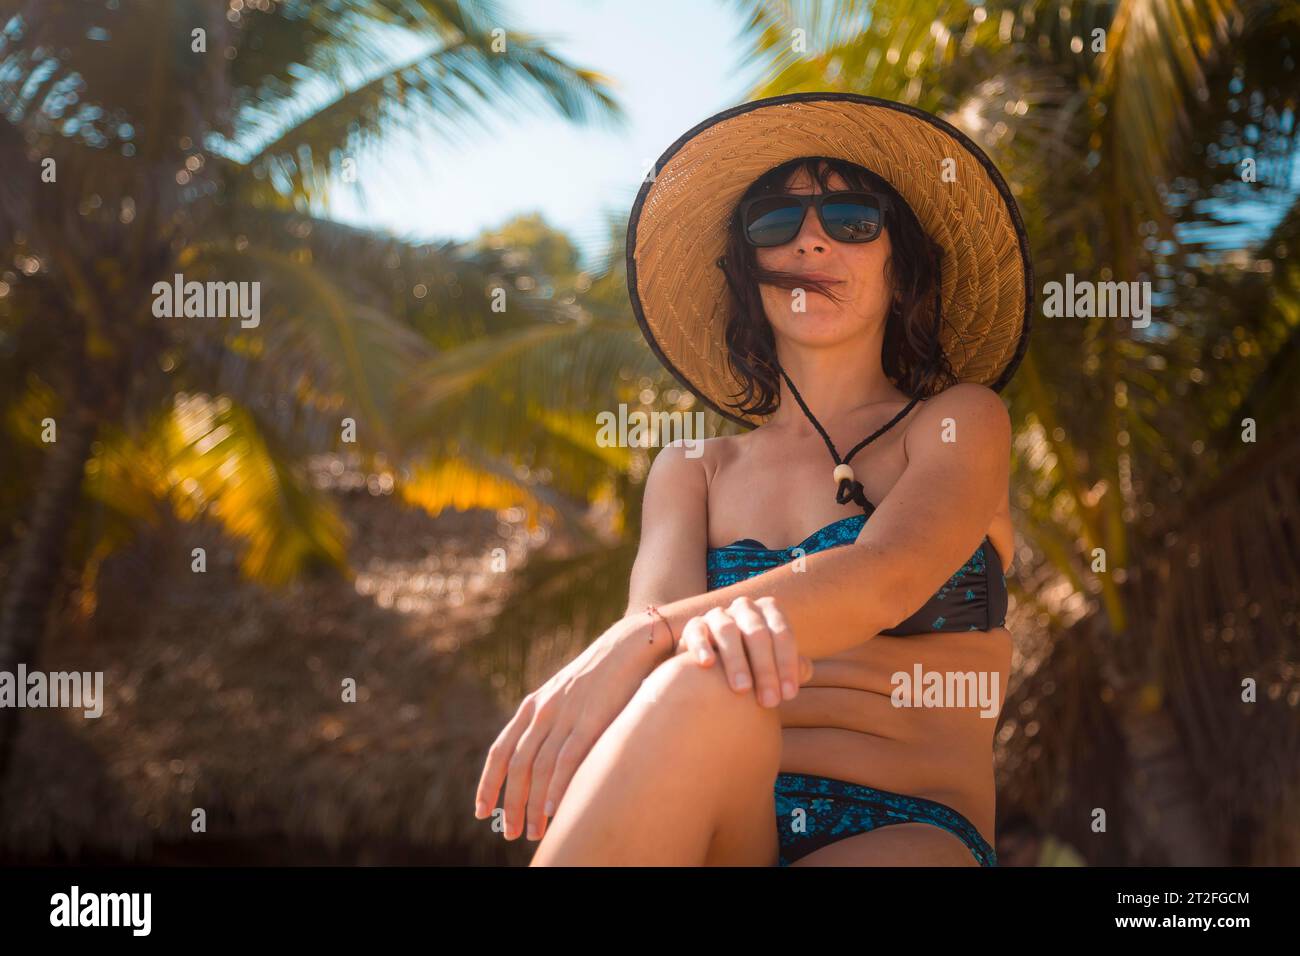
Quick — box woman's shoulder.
[648,428,759,491]
[646,433,727,481]
[911,382,1010,439]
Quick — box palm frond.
[64,391,350,593]
[400,451,550,522]
[398,321,583,437]
[158,392,350,585]
[730,0,993,107]
[179,239,434,457]
[1098,0,1241,215]
[228,29,621,203]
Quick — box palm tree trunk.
[0,408,98,793]
[1112,682,1225,865]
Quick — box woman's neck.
[769,346,903,433]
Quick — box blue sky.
[328,0,762,267]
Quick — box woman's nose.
[793,206,830,253]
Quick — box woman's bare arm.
[473,442,710,836]
[624,438,710,613]
[617,384,1012,671]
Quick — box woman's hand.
[473,613,665,843]
[680,595,814,708]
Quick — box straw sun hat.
[626,92,1034,432]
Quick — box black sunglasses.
[738,190,890,248]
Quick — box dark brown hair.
[717,156,957,418]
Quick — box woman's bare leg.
[530,653,782,866]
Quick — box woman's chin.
[772,309,858,340]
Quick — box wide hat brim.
[626,92,1034,430]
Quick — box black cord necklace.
[777,365,920,516]
[771,248,941,516]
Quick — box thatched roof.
[1,468,548,864]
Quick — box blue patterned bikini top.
[706,510,1008,635]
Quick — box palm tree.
[0,0,621,793]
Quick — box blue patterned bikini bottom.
[774,772,997,866]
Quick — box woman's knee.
[637,653,783,739]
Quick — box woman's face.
[753,165,893,349]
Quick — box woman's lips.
[791,274,844,297]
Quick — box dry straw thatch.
[1,472,541,865]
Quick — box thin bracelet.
[643,605,677,661]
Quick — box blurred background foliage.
[0,0,1297,864]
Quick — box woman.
[474,93,1033,866]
